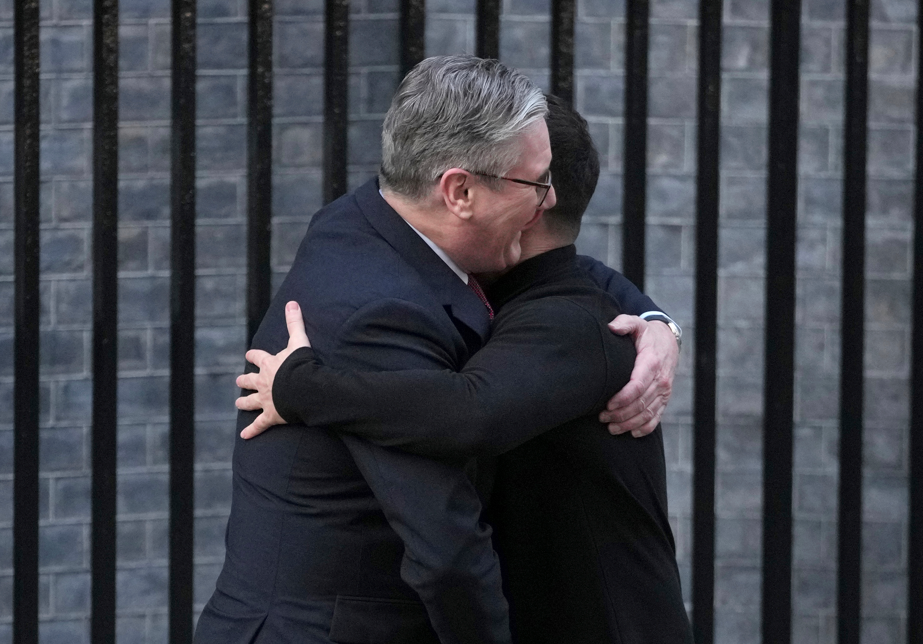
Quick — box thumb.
[285,301,311,349]
[608,314,642,336]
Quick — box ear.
[438,169,475,221]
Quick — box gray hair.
[379,56,547,200]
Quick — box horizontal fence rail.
[6,1,920,642]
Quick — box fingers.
[631,417,659,438]
[236,372,259,390]
[606,370,654,411]
[235,393,262,411]
[601,393,665,436]
[240,413,273,439]
[601,371,668,435]
[238,304,307,441]
[600,391,647,424]
[285,301,311,350]
[245,349,270,368]
[602,313,677,437]
[607,323,662,411]
[600,402,654,433]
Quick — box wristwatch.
[641,313,682,352]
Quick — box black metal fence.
[10,1,923,643]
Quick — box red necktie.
[467,274,494,319]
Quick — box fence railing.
[10,1,923,643]
[12,1,40,642]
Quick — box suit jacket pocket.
[328,595,439,644]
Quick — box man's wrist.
[272,346,317,424]
[639,312,682,351]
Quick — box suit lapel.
[354,180,492,347]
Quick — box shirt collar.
[404,220,469,284]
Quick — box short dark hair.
[543,94,600,242]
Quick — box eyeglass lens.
[537,171,551,206]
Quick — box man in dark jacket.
[237,95,692,643]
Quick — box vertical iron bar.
[400,0,426,78]
[622,0,648,289]
[169,0,197,641]
[12,0,41,642]
[692,1,722,642]
[908,2,923,641]
[762,1,800,643]
[476,0,500,60]
[247,0,274,343]
[91,0,120,640]
[324,0,349,204]
[838,1,868,643]
[550,0,575,105]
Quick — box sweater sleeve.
[274,297,636,458]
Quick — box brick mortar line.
[116,170,252,178]
[0,268,249,280]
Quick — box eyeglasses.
[469,169,553,208]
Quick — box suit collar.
[354,179,492,342]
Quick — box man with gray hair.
[196,56,677,644]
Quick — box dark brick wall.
[0,0,917,642]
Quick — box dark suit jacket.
[195,180,662,644]
[273,246,693,643]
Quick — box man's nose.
[543,184,557,210]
